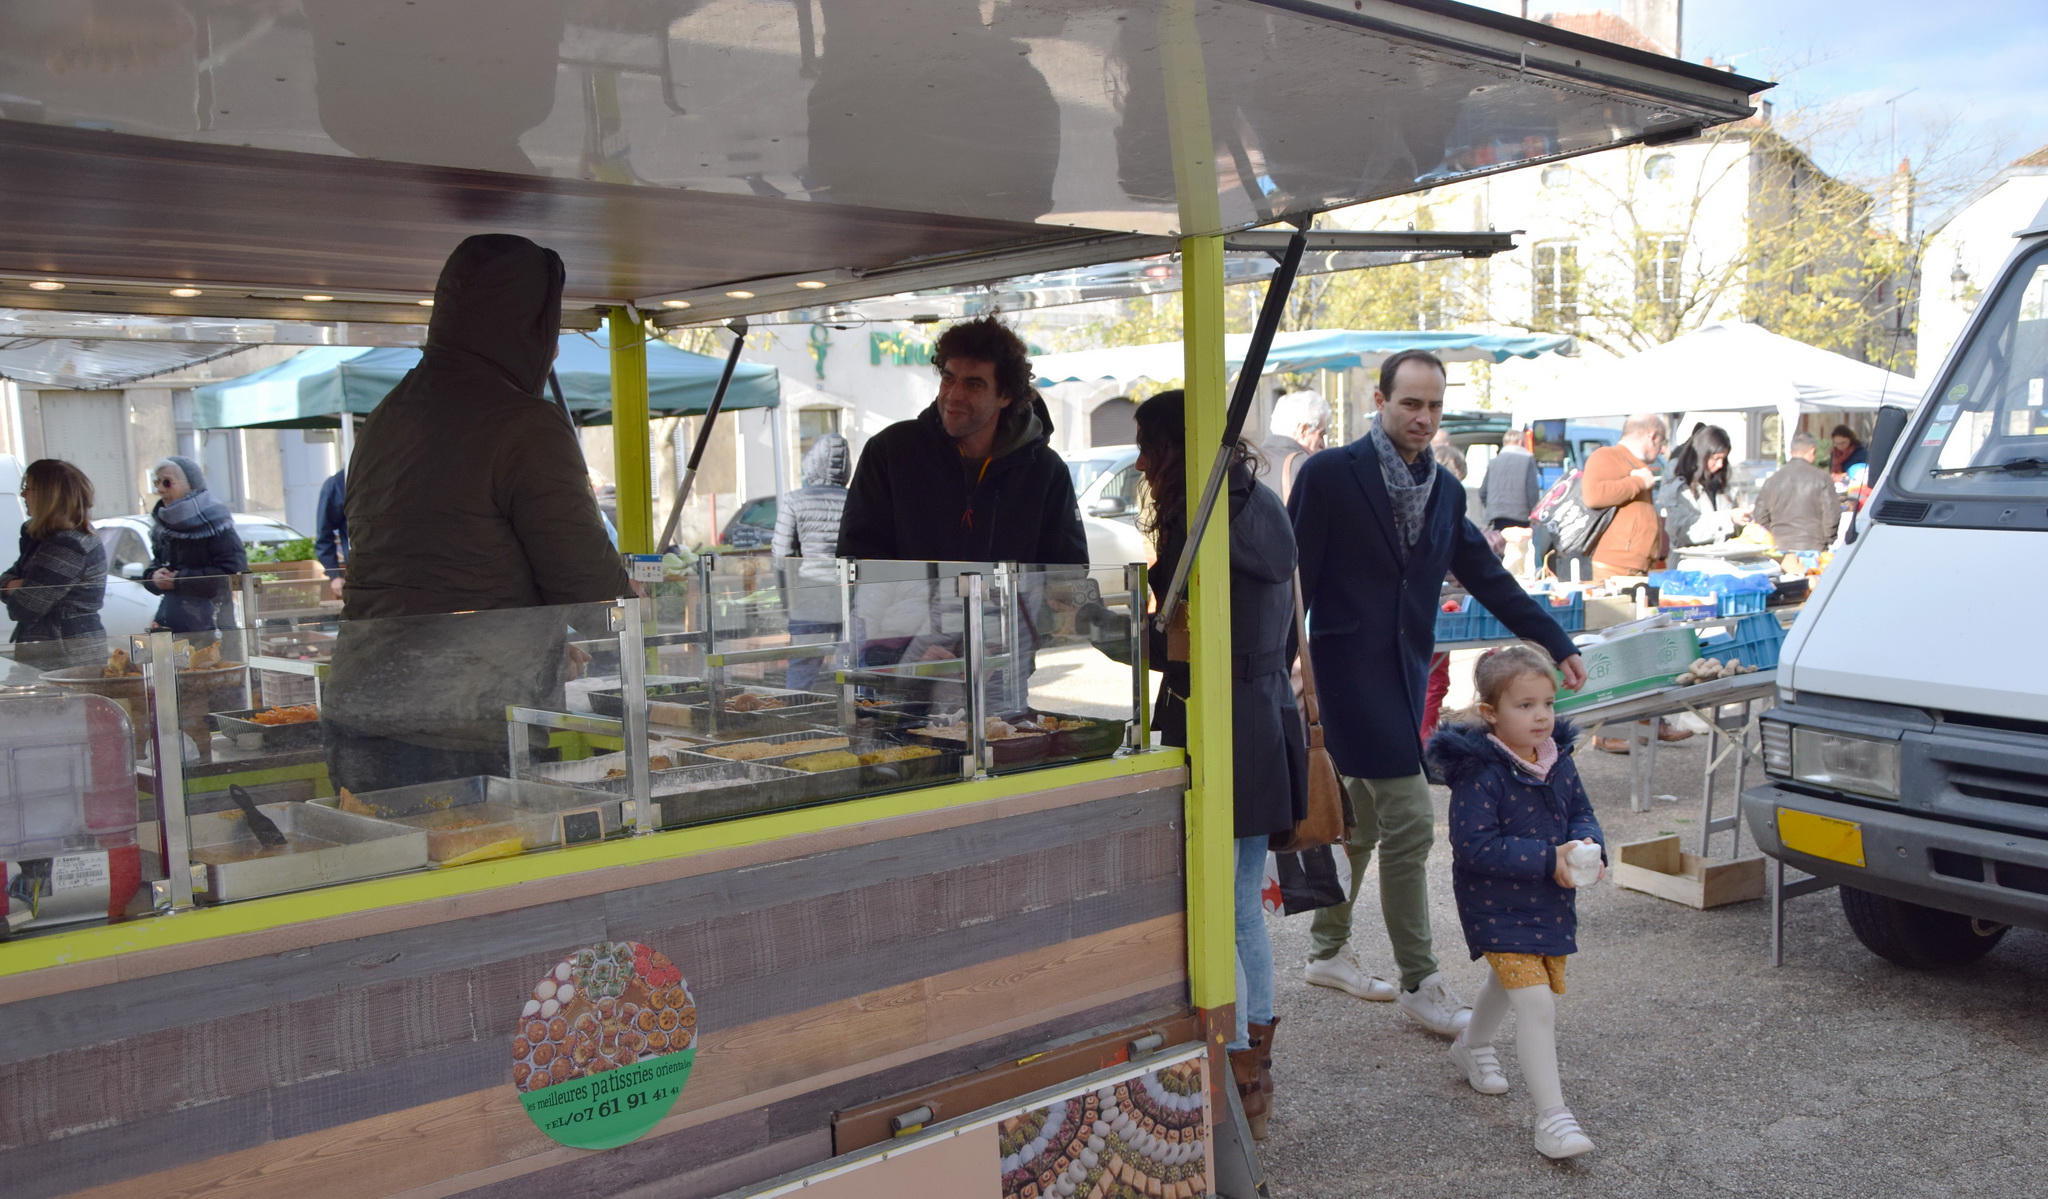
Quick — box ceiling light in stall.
[417,298,433,306]
[794,280,828,290]
[726,290,755,299]
[662,299,691,309]
[302,294,334,302]
[169,287,202,297]
[28,280,64,291]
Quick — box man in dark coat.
[325,234,630,791]
[1752,432,1840,551]
[315,469,348,599]
[836,315,1086,566]
[1286,350,1587,1036]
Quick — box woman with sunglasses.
[1,459,108,669]
[141,456,246,635]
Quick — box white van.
[1742,199,2048,967]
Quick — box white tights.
[1467,971,1565,1113]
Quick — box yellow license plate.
[1777,808,1865,867]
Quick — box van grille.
[1876,500,1930,523]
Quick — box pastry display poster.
[999,1056,1211,1199]
[513,940,697,1150]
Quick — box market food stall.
[0,3,1763,1195]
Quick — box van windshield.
[1895,244,2048,502]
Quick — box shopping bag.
[1271,846,1350,916]
[1269,573,1349,853]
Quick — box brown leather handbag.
[1270,573,1349,853]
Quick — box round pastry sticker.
[513,940,697,1150]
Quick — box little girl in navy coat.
[1426,642,1605,1160]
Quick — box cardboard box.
[1555,625,1700,712]
[1611,835,1765,909]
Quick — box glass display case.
[0,557,1148,931]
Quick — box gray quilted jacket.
[776,435,850,622]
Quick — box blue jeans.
[1231,834,1276,1051]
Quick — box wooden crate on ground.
[1611,834,1765,909]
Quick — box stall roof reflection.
[0,0,1766,308]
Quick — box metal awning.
[0,0,1765,316]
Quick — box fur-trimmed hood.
[1427,718,1579,789]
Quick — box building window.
[1637,235,1685,313]
[1643,153,1677,181]
[797,406,841,462]
[1532,242,1578,330]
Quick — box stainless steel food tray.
[319,775,621,859]
[190,801,426,902]
[687,729,871,767]
[520,740,706,790]
[210,706,324,751]
[647,760,831,827]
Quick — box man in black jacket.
[836,315,1086,565]
[1287,349,1587,1036]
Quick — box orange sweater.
[1583,444,1663,573]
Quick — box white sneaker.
[1447,1032,1508,1095]
[1533,1109,1595,1159]
[1396,971,1473,1036]
[1303,955,1397,1001]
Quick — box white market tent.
[1033,329,1575,386]
[1512,321,1922,429]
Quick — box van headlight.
[1789,727,1901,801]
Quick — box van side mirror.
[1865,405,1911,484]
[120,563,146,580]
[1088,496,1129,518]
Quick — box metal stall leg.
[958,572,988,778]
[148,631,195,910]
[616,597,655,834]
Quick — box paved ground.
[1256,722,2048,1199]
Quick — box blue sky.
[1475,1,2048,211]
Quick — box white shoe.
[1303,955,1397,1001]
[1447,1032,1508,1095]
[1533,1109,1595,1159]
[1397,971,1473,1036]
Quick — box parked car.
[1069,445,1143,525]
[718,496,777,551]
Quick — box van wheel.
[1838,886,2008,968]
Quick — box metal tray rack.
[520,740,707,794]
[320,775,622,860]
[189,801,426,903]
[210,706,325,752]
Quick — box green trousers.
[1307,771,1441,991]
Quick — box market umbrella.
[193,329,779,429]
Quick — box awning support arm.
[657,317,749,554]
[1152,228,1307,631]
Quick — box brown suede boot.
[1249,1017,1279,1109]
[1228,1042,1269,1140]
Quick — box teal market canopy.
[194,329,778,429]
[1031,330,1575,386]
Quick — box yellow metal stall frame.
[608,305,655,555]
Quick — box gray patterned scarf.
[1370,416,1435,559]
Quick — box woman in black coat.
[141,456,247,635]
[1133,391,1306,1140]
[1,459,108,671]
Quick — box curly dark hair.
[931,314,1033,404]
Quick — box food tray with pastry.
[583,677,707,718]
[672,686,840,735]
[321,776,623,861]
[849,696,934,733]
[900,711,1052,768]
[646,760,825,828]
[1009,711,1129,763]
[520,740,709,792]
[190,800,427,902]
[691,730,863,766]
[210,703,325,751]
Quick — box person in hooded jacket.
[774,433,852,693]
[1427,643,1605,1160]
[324,234,630,792]
[836,315,1086,566]
[1129,390,1306,1141]
[141,455,247,635]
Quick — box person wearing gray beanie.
[142,456,246,634]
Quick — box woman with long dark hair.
[1657,424,1749,549]
[1,459,108,669]
[1133,390,1306,1140]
